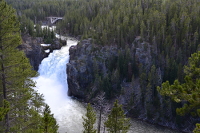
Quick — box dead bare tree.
[95,92,111,133]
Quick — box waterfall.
[33,38,86,133]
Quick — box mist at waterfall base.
[32,36,179,133]
[33,38,86,133]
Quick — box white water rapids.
[32,33,179,133]
[33,38,86,133]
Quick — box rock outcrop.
[67,38,153,100]
[67,39,118,99]
[18,34,64,71]
[18,35,45,71]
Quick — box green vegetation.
[0,100,9,121]
[57,0,200,130]
[104,100,130,133]
[3,0,200,131]
[82,103,97,133]
[5,0,56,43]
[158,51,200,132]
[18,15,55,44]
[0,0,58,132]
[41,104,59,133]
[83,101,130,133]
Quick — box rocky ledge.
[18,34,64,71]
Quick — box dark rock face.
[67,38,153,101]
[67,39,116,99]
[19,34,63,71]
[18,35,46,71]
[67,60,86,99]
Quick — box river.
[33,34,180,133]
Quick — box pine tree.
[0,100,9,121]
[158,51,200,132]
[82,103,97,133]
[41,104,59,133]
[193,123,200,133]
[0,0,33,131]
[104,100,130,133]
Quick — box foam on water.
[33,38,86,133]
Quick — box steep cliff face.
[67,39,118,99]
[67,38,199,132]
[19,34,63,71]
[67,38,156,101]
[18,35,45,71]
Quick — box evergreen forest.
[2,0,200,132]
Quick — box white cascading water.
[33,37,86,133]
